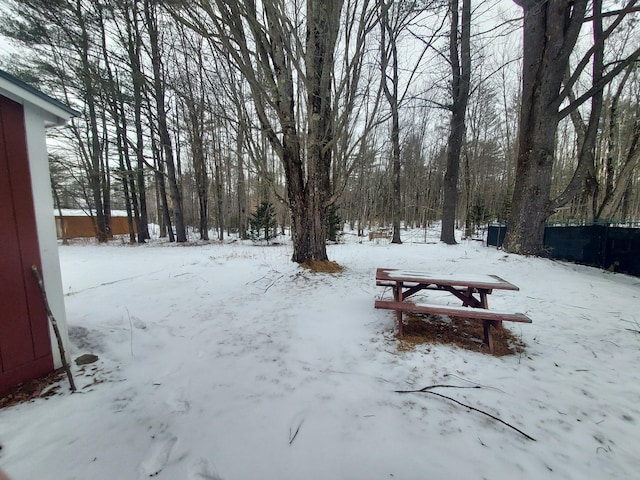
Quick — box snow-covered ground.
[1,227,639,479]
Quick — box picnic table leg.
[480,289,500,354]
[389,281,406,336]
[480,290,502,329]
[464,287,474,306]
[396,311,404,335]
[483,320,495,354]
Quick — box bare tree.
[95,4,138,244]
[596,68,640,220]
[1,0,117,241]
[440,0,471,244]
[114,0,151,242]
[503,0,640,255]
[172,27,211,240]
[144,0,188,242]
[379,0,403,244]
[168,0,364,262]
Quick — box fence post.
[601,223,609,269]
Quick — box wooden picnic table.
[374,268,532,353]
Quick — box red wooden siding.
[0,95,53,395]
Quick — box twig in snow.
[443,373,505,393]
[248,273,284,292]
[289,419,304,445]
[620,318,639,325]
[621,317,640,334]
[248,274,269,285]
[264,274,284,293]
[396,386,536,441]
[395,384,481,393]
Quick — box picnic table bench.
[374,268,532,354]
[369,229,392,241]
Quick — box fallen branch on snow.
[289,418,304,445]
[395,384,481,393]
[396,385,536,441]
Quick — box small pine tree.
[326,204,343,242]
[497,194,512,224]
[248,201,278,241]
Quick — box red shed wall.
[0,95,54,395]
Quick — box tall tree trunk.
[97,4,137,243]
[380,0,402,244]
[144,0,187,242]
[503,0,639,254]
[52,178,69,245]
[504,0,587,254]
[213,135,225,241]
[441,0,471,245]
[178,34,209,240]
[118,90,142,243]
[100,108,112,238]
[236,116,248,239]
[73,0,107,242]
[463,151,472,237]
[122,0,150,242]
[153,138,175,242]
[298,0,342,261]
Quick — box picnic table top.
[375,268,520,291]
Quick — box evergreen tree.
[248,201,277,242]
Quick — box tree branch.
[396,385,536,441]
[556,0,639,108]
[558,49,640,120]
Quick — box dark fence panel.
[543,225,605,265]
[487,224,640,277]
[486,224,507,248]
[603,227,640,276]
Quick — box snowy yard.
[1,227,639,479]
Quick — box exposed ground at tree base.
[300,259,344,273]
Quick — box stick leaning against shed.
[374,268,532,354]
[31,265,76,392]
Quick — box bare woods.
[2,0,638,260]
